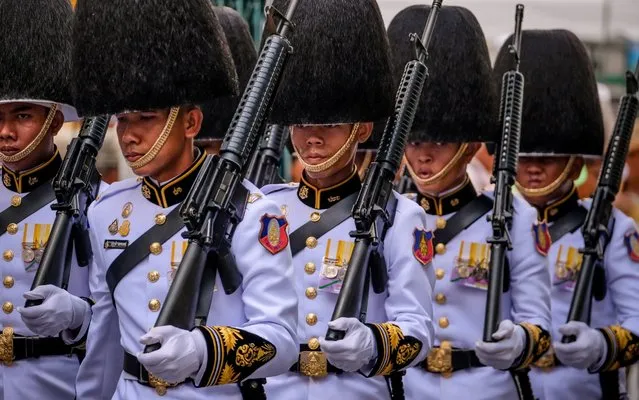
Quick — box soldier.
[67,1,298,399]
[387,6,552,399]
[495,30,639,400]
[261,1,435,399]
[0,1,92,398]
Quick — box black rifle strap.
[289,193,358,256]
[432,195,493,247]
[510,368,535,400]
[194,252,218,327]
[599,370,620,399]
[106,206,183,302]
[548,206,588,243]
[0,181,55,237]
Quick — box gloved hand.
[553,321,606,369]
[319,317,376,372]
[18,285,89,337]
[475,319,526,370]
[138,326,206,384]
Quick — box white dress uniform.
[76,151,298,399]
[262,170,435,400]
[529,188,639,400]
[0,150,90,399]
[403,177,552,400]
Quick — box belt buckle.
[533,348,556,371]
[0,327,14,366]
[148,373,179,397]
[426,343,452,378]
[299,351,328,378]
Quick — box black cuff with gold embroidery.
[512,323,551,370]
[593,325,639,372]
[365,323,422,377]
[195,326,276,387]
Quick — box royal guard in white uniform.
[65,1,298,399]
[0,1,92,398]
[494,30,639,400]
[262,1,436,399]
[386,6,552,399]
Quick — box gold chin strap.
[0,104,58,164]
[404,143,469,186]
[515,156,576,198]
[293,123,361,174]
[128,106,180,170]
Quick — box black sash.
[289,193,358,256]
[432,195,493,247]
[0,181,55,236]
[548,206,588,243]
[106,206,183,301]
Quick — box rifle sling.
[106,206,183,302]
[548,206,587,243]
[290,193,358,256]
[0,181,55,237]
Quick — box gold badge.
[3,174,10,188]
[299,186,309,199]
[10,195,21,208]
[108,219,119,235]
[450,198,460,207]
[248,193,262,204]
[172,187,182,196]
[267,218,281,248]
[327,196,340,203]
[141,185,151,199]
[28,176,38,186]
[121,202,133,218]
[118,220,131,237]
[420,198,431,211]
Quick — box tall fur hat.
[72,0,238,117]
[387,5,498,143]
[0,0,78,120]
[198,6,258,142]
[268,0,395,125]
[493,29,604,157]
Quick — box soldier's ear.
[356,122,373,143]
[463,143,482,163]
[569,156,585,181]
[48,110,65,137]
[183,106,203,140]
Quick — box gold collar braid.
[403,143,469,187]
[0,104,58,164]
[293,123,360,174]
[128,106,180,170]
[515,156,576,198]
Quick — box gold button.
[6,223,17,235]
[439,317,449,329]
[435,243,446,255]
[149,242,162,255]
[308,337,320,350]
[10,195,21,207]
[305,237,318,249]
[305,287,317,300]
[436,218,447,230]
[2,302,13,314]
[310,212,321,222]
[148,271,160,283]
[155,214,167,225]
[306,313,318,326]
[2,250,13,262]
[435,293,446,305]
[3,276,14,288]
[435,268,445,280]
[304,262,316,274]
[148,299,161,312]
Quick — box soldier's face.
[517,156,582,206]
[0,102,62,172]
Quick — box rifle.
[482,4,525,342]
[25,115,109,307]
[245,124,289,187]
[563,61,639,342]
[146,0,299,350]
[394,168,414,194]
[326,0,443,341]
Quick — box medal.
[324,265,338,279]
[118,220,131,237]
[108,219,119,235]
[34,248,44,264]
[22,248,35,263]
[556,265,567,279]
[457,265,470,279]
[122,202,133,218]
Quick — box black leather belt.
[123,351,189,395]
[423,346,484,375]
[12,335,82,361]
[289,343,343,376]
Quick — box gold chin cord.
[127,106,180,170]
[515,156,576,197]
[0,104,58,164]
[293,123,361,174]
[404,143,469,186]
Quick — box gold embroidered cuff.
[514,323,551,370]
[366,323,422,377]
[195,326,276,387]
[595,325,639,372]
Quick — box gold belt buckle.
[533,347,556,371]
[299,351,328,378]
[426,342,453,378]
[0,327,14,366]
[148,373,179,396]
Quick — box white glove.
[138,326,206,384]
[319,317,376,372]
[18,285,89,337]
[475,320,526,370]
[553,321,606,369]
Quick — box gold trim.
[128,106,180,170]
[293,123,361,174]
[539,186,577,222]
[425,342,453,377]
[516,157,576,198]
[2,149,60,192]
[0,327,14,366]
[404,143,469,187]
[159,149,206,206]
[300,167,358,209]
[299,351,328,377]
[0,105,58,164]
[417,175,471,216]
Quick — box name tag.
[104,240,129,250]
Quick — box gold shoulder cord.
[403,143,469,187]
[0,104,58,164]
[515,156,576,197]
[128,106,180,170]
[293,123,361,174]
